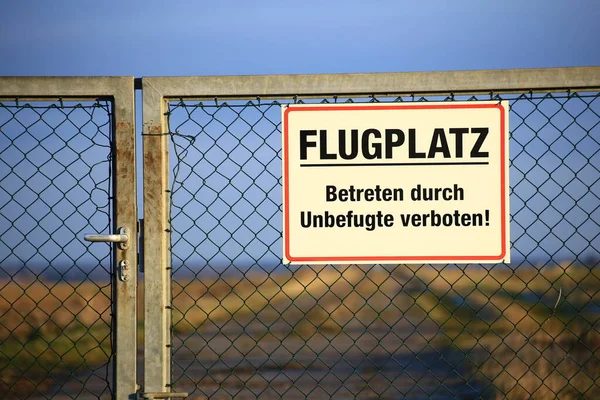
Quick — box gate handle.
[84,226,130,250]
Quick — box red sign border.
[283,102,508,263]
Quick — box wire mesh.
[166,91,600,399]
[0,99,114,399]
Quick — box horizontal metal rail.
[143,66,600,100]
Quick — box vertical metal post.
[142,80,171,393]
[112,78,139,399]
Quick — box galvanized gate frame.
[0,77,137,399]
[3,69,600,398]
[140,66,600,396]
[2,68,600,398]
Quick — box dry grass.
[0,279,111,397]
[1,262,599,398]
[172,263,600,398]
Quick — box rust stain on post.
[110,79,138,399]
[143,98,171,391]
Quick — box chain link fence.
[0,99,114,399]
[165,91,600,399]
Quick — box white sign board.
[282,101,510,264]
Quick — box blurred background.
[1,1,599,399]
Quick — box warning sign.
[282,101,510,264]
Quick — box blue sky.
[1,0,599,76]
[1,1,599,272]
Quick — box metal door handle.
[84,226,130,250]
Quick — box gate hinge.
[138,218,144,273]
[140,393,189,399]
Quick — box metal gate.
[142,68,600,399]
[2,68,600,399]
[0,78,137,399]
